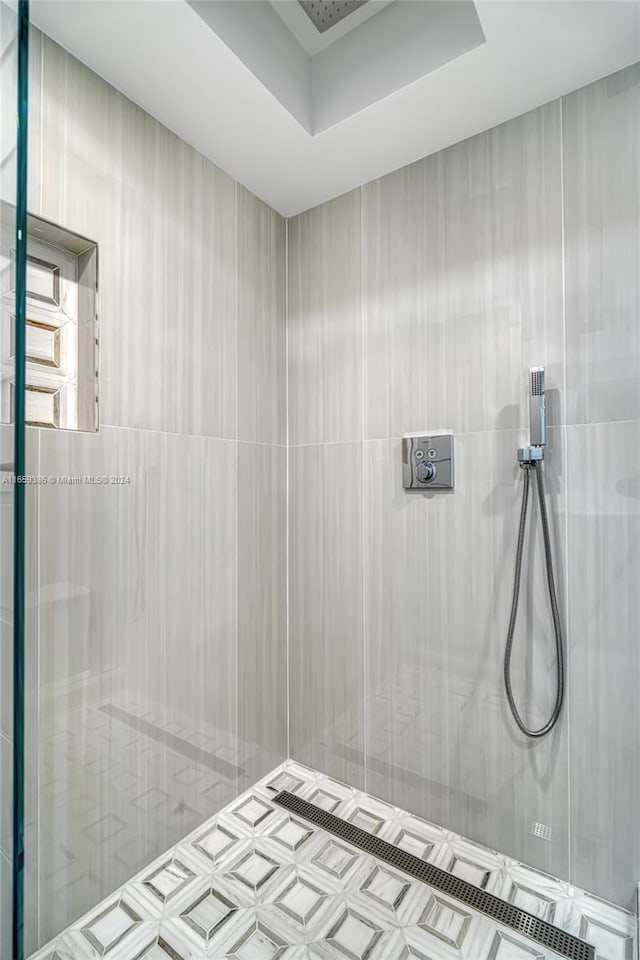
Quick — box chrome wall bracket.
[517,445,544,465]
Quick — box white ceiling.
[187,0,486,134]
[30,0,640,218]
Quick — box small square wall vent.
[299,1,369,33]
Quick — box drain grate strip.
[273,790,594,960]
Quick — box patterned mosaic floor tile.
[29,760,637,960]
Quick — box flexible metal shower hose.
[504,461,565,738]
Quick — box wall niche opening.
[1,204,99,431]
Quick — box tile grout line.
[69,420,640,447]
[35,427,41,949]
[360,184,367,795]
[559,92,572,890]
[287,425,587,449]
[81,423,287,445]
[38,32,43,218]
[234,179,239,791]
[285,215,291,762]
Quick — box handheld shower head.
[529,366,546,448]
[506,363,565,738]
[517,366,546,464]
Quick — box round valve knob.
[416,461,436,483]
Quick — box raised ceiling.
[188,0,485,134]
[272,0,395,55]
[30,1,640,218]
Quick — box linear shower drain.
[273,791,594,960]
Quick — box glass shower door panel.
[1,1,28,956]
[0,2,18,957]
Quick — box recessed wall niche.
[0,205,98,431]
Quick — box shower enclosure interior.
[1,2,640,958]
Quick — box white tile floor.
[30,761,637,960]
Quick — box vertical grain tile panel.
[237,442,287,784]
[288,190,362,444]
[567,420,640,907]
[0,423,39,953]
[363,101,564,439]
[25,430,39,956]
[0,3,17,206]
[237,187,286,444]
[37,426,237,942]
[289,441,365,787]
[27,25,42,216]
[39,36,237,439]
[0,621,9,741]
[0,851,9,960]
[0,733,9,860]
[364,430,569,879]
[563,63,640,425]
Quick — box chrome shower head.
[298,0,368,33]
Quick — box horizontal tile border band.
[273,790,594,960]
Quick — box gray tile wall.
[24,31,287,952]
[289,441,365,787]
[0,428,39,955]
[562,64,640,902]
[15,25,640,953]
[288,190,363,445]
[288,63,640,909]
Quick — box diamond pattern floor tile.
[28,761,637,960]
[143,858,196,904]
[81,897,143,955]
[315,905,385,960]
[180,886,239,941]
[192,821,242,867]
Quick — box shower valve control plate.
[402,435,454,490]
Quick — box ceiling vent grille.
[298,1,369,33]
